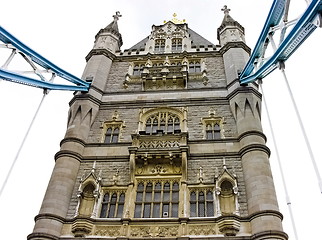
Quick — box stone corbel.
[218,219,240,236]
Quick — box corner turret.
[93,11,123,52]
[217,5,245,46]
[217,6,250,86]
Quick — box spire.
[220,5,236,24]
[217,5,245,46]
[104,11,122,32]
[94,11,123,50]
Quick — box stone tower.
[28,9,288,240]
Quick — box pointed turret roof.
[104,11,121,33]
[217,5,244,41]
[95,11,123,47]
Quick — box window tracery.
[145,112,181,134]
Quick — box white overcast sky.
[0,1,321,240]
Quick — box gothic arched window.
[104,127,119,143]
[133,64,144,76]
[206,123,221,140]
[145,112,181,134]
[134,181,179,218]
[99,192,125,218]
[155,39,165,52]
[172,38,182,51]
[189,61,201,73]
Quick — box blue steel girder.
[0,26,90,91]
[239,0,322,84]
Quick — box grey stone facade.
[29,10,288,240]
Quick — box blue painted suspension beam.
[240,0,322,84]
[0,26,90,91]
[239,0,286,79]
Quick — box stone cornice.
[68,92,102,107]
[238,130,267,142]
[219,41,251,55]
[239,143,271,157]
[227,85,262,100]
[27,232,59,240]
[60,137,86,147]
[85,48,116,62]
[34,213,66,223]
[54,150,83,162]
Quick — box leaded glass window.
[100,192,125,218]
[189,61,201,73]
[172,38,182,51]
[134,181,180,218]
[133,65,144,76]
[104,127,120,143]
[206,123,221,140]
[155,39,165,52]
[190,189,214,217]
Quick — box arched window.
[144,112,181,135]
[133,65,144,76]
[190,192,197,217]
[189,61,201,73]
[190,189,214,217]
[172,38,182,51]
[198,192,205,217]
[117,193,125,217]
[104,127,120,143]
[134,181,179,218]
[206,123,221,140]
[99,192,125,218]
[155,39,165,52]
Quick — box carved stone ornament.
[218,219,241,236]
[94,226,122,237]
[139,139,180,149]
[71,221,93,237]
[131,225,178,237]
[136,163,181,175]
[188,224,216,235]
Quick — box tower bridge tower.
[28,10,288,240]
